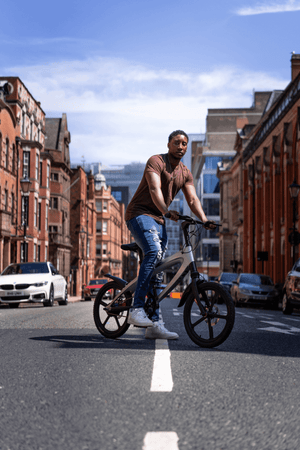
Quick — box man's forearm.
[149,187,169,215]
[188,197,207,222]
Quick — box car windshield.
[220,273,237,282]
[1,263,49,275]
[292,259,300,272]
[239,274,273,286]
[89,279,107,285]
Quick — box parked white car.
[0,262,68,308]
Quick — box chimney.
[291,53,300,81]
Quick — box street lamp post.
[289,179,300,265]
[20,176,31,262]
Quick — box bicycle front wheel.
[93,281,131,339]
[184,281,235,348]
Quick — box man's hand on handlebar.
[164,210,179,221]
[204,220,217,230]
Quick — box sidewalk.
[68,295,83,303]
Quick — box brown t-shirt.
[125,153,194,224]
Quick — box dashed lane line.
[143,432,179,450]
[150,338,173,392]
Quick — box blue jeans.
[126,215,168,322]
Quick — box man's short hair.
[168,130,189,143]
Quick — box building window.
[46,165,50,188]
[45,204,48,230]
[203,174,220,194]
[5,139,9,169]
[202,243,219,262]
[40,162,43,185]
[21,243,28,263]
[103,221,108,234]
[87,239,90,258]
[112,191,122,202]
[103,201,108,212]
[203,198,219,216]
[21,196,29,226]
[37,245,41,262]
[102,243,107,255]
[4,189,8,211]
[11,192,15,223]
[35,154,39,180]
[96,244,101,256]
[12,144,16,173]
[96,221,102,233]
[51,172,59,181]
[96,200,102,211]
[33,244,36,262]
[23,151,30,178]
[50,197,58,209]
[34,197,38,227]
[45,245,48,261]
[22,110,26,136]
[38,202,41,231]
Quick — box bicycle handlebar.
[164,212,221,227]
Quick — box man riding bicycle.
[125,130,216,339]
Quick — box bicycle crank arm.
[104,305,131,314]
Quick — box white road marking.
[257,326,294,335]
[150,338,173,392]
[143,432,179,450]
[258,320,300,334]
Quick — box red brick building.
[45,115,72,282]
[0,77,49,270]
[218,54,300,285]
[70,167,96,296]
[242,54,300,284]
[93,171,131,279]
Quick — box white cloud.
[5,57,288,166]
[236,0,300,15]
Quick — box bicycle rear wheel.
[184,281,235,348]
[93,281,131,339]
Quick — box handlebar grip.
[164,212,171,218]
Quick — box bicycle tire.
[184,281,235,348]
[93,281,131,339]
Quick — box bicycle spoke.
[103,315,110,327]
[113,315,120,327]
[191,315,206,329]
[214,313,228,320]
[208,319,213,339]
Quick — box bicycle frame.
[106,219,207,315]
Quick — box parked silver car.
[282,258,300,314]
[217,272,238,292]
[231,273,279,308]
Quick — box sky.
[1,0,299,167]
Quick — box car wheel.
[44,285,54,307]
[9,303,20,309]
[282,293,293,315]
[58,287,68,306]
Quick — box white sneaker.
[145,322,179,340]
[127,308,154,327]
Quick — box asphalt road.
[1,299,300,450]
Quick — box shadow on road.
[29,327,300,358]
